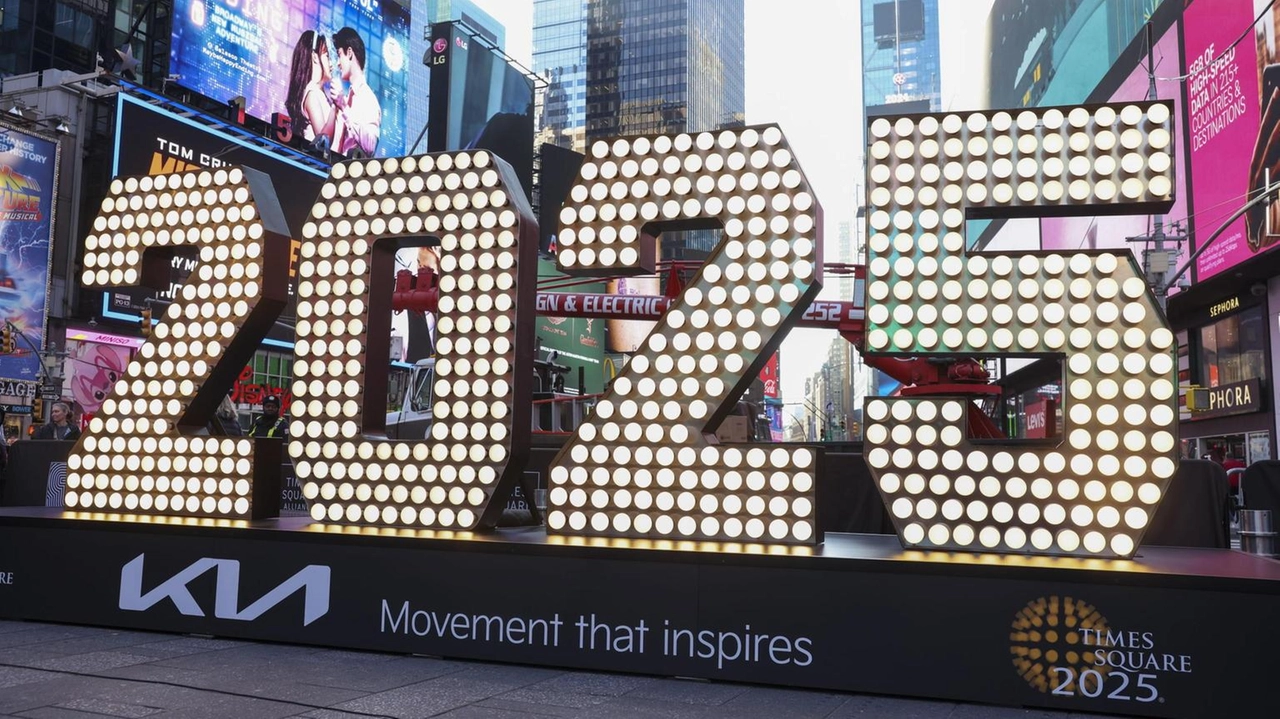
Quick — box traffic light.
[0,324,12,354]
[33,398,42,421]
[140,307,152,337]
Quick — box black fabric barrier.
[1242,460,1280,521]
[0,511,1277,718]
[1143,459,1230,549]
[0,440,73,507]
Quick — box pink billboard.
[1039,19,1190,291]
[1184,0,1268,280]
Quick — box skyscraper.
[534,0,744,152]
[534,0,589,152]
[535,0,744,256]
[408,0,507,154]
[861,0,941,114]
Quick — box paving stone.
[826,695,959,718]
[518,671,656,697]
[34,632,167,656]
[99,662,209,686]
[151,643,319,671]
[327,665,557,719]
[15,709,113,719]
[279,655,469,693]
[0,628,98,651]
[948,705,1092,718]
[559,696,713,718]
[0,676,126,715]
[53,698,163,718]
[136,694,302,719]
[125,637,248,658]
[0,648,79,666]
[472,697,584,717]
[0,666,60,689]
[198,678,368,707]
[699,686,850,718]
[432,705,569,719]
[27,651,157,673]
[488,685,614,710]
[0,621,39,635]
[623,678,749,706]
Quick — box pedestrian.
[247,395,288,439]
[32,401,81,441]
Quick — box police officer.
[247,395,288,439]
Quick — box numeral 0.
[65,168,292,518]
[546,126,823,543]
[862,103,1179,557]
[290,152,538,530]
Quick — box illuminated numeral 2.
[66,168,292,518]
[547,126,823,544]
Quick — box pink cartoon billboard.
[61,328,140,422]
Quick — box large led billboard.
[0,125,58,382]
[1183,0,1280,280]
[170,0,410,157]
[427,21,535,200]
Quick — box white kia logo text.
[118,554,331,626]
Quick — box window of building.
[1198,304,1266,387]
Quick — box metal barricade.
[1239,509,1276,557]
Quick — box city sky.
[477,0,864,419]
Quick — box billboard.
[1181,0,1280,280]
[1183,0,1260,280]
[0,125,58,382]
[60,328,140,421]
[1039,19,1190,284]
[169,0,410,157]
[108,94,329,344]
[427,21,535,200]
[534,258,606,395]
[931,1,1165,112]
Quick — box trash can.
[1239,509,1276,557]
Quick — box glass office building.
[861,0,941,114]
[535,0,744,147]
[535,0,743,255]
[534,0,589,152]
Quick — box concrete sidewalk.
[0,621,1116,719]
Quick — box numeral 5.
[863,103,1178,557]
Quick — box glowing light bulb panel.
[548,126,824,544]
[65,168,292,518]
[863,103,1178,558]
[291,152,537,530]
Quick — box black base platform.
[0,508,1275,718]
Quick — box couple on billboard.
[284,28,381,157]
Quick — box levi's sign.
[118,554,331,626]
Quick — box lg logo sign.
[118,554,331,626]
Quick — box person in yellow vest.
[247,395,288,439]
